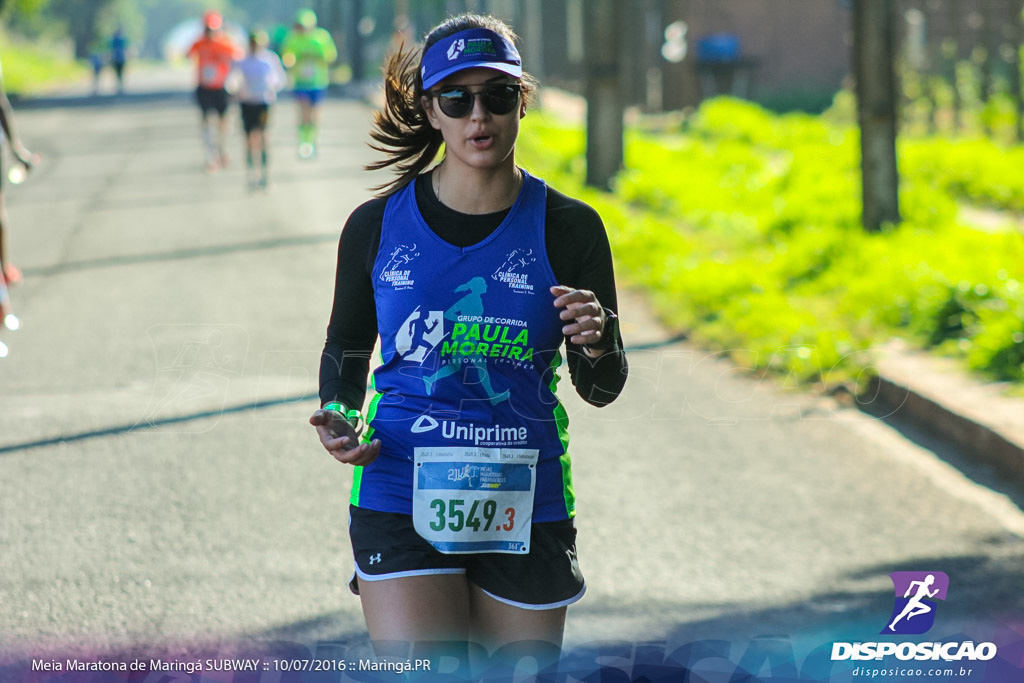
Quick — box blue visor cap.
[420,28,522,91]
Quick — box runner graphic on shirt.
[408,308,439,345]
[379,243,420,289]
[492,248,536,280]
[423,277,509,405]
[396,306,443,363]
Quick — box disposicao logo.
[831,571,998,663]
[883,571,948,635]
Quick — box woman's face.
[423,67,526,174]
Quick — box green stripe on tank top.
[549,351,575,517]
[350,368,384,507]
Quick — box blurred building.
[342,0,1019,122]
[517,0,850,112]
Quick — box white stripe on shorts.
[353,566,466,583]
[478,582,587,611]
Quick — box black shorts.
[240,103,269,133]
[196,87,229,116]
[348,505,585,610]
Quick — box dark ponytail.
[365,14,536,197]
[364,43,441,196]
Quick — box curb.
[860,341,1024,484]
[9,67,376,111]
[9,90,191,110]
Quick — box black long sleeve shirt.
[319,171,628,411]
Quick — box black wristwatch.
[583,309,619,352]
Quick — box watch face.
[603,314,620,348]
[585,310,618,351]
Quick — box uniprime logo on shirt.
[883,571,948,635]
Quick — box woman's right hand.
[309,409,381,466]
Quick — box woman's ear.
[422,95,442,130]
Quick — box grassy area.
[0,29,86,95]
[519,95,1024,391]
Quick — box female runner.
[310,12,628,667]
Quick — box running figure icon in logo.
[883,571,949,635]
[422,276,510,404]
[396,306,443,363]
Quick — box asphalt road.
[1,75,1023,676]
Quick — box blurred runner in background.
[88,50,105,95]
[109,28,129,94]
[187,10,244,172]
[233,29,286,191]
[280,9,337,159]
[0,58,37,355]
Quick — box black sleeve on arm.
[546,188,628,407]
[318,198,383,410]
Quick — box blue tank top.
[352,171,575,522]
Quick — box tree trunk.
[584,0,625,190]
[853,0,901,231]
[59,0,106,60]
[1010,0,1024,143]
[348,0,366,82]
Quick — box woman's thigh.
[469,584,566,665]
[357,572,471,644]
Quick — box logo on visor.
[882,571,949,635]
[447,39,465,60]
[448,37,498,61]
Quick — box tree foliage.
[2,0,479,65]
[1,0,56,38]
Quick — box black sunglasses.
[429,83,522,118]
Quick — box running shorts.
[293,87,327,105]
[240,103,270,133]
[196,86,229,116]
[348,505,585,610]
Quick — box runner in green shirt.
[280,8,337,158]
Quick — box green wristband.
[323,402,363,433]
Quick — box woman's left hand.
[309,409,381,467]
[12,147,38,170]
[551,285,607,356]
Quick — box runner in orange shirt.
[187,10,244,172]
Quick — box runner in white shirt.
[233,30,286,191]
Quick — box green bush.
[0,30,85,94]
[519,96,1024,387]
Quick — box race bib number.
[300,64,317,80]
[413,447,538,554]
[200,66,219,86]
